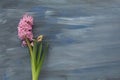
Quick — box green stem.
[25,37,32,57]
[25,38,48,80]
[25,38,38,80]
[32,71,39,80]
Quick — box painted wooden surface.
[0,0,120,80]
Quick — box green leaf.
[33,40,38,69]
[37,42,42,66]
[36,42,49,76]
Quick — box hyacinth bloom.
[18,14,33,46]
[17,14,48,80]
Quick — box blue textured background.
[0,0,120,80]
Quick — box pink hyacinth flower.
[18,14,34,46]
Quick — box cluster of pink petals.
[18,14,34,46]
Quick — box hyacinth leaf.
[37,42,42,66]
[37,42,48,76]
[33,40,38,68]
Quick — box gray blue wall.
[0,0,120,80]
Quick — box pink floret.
[18,14,34,46]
